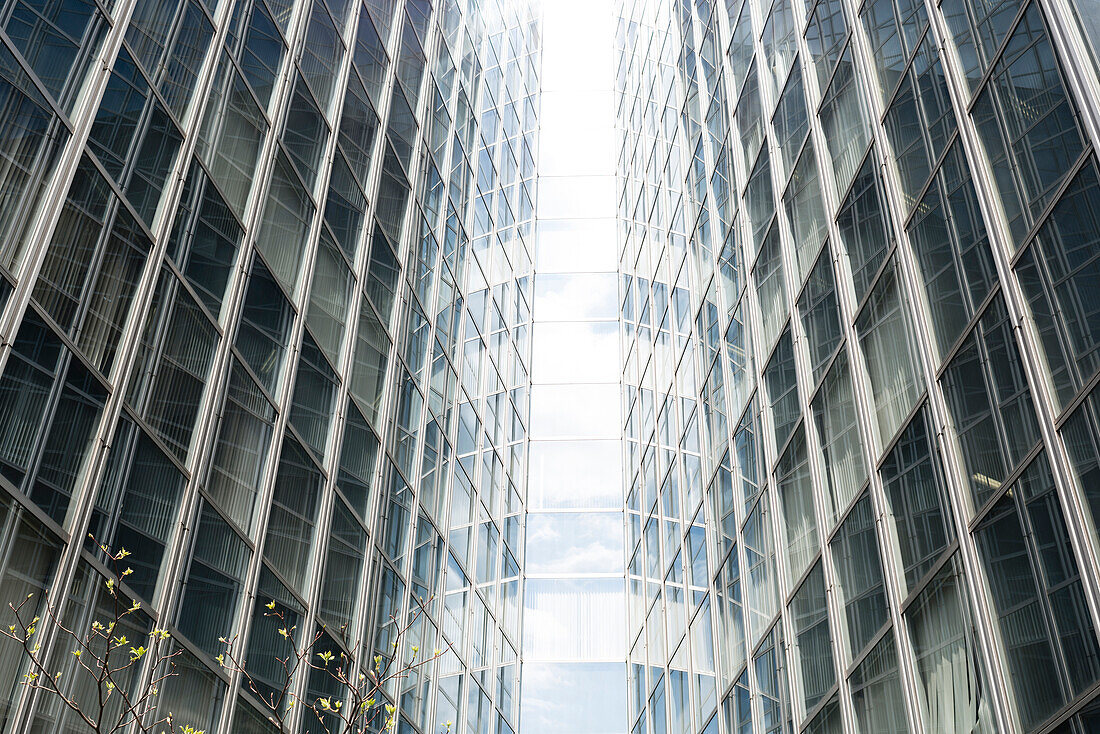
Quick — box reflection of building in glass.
[0,0,538,731]
[6,0,1100,730]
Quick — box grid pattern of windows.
[0,0,537,732]
[617,0,1100,732]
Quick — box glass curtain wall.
[615,0,1100,732]
[520,0,629,732]
[0,0,539,732]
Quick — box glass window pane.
[972,4,1085,248]
[881,407,955,595]
[905,555,994,733]
[528,440,623,509]
[524,578,626,659]
[850,631,909,734]
[856,258,923,447]
[790,563,836,711]
[534,273,619,320]
[974,455,1100,728]
[812,351,866,524]
[1016,156,1100,411]
[941,296,1041,509]
[525,512,624,575]
[778,428,817,584]
[907,144,996,357]
[830,494,888,659]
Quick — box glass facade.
[615,0,1100,733]
[4,0,1100,731]
[0,0,537,731]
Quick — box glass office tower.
[5,0,1100,731]
[615,0,1100,732]
[0,0,538,731]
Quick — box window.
[798,251,843,383]
[941,296,1040,509]
[805,0,847,91]
[90,416,185,601]
[850,631,909,733]
[838,150,894,304]
[830,494,888,658]
[778,428,817,584]
[812,351,866,523]
[783,141,827,282]
[1015,157,1100,411]
[176,501,251,655]
[263,437,323,595]
[855,258,922,447]
[974,454,1100,728]
[0,310,107,525]
[206,360,275,532]
[764,330,799,453]
[790,563,835,711]
[881,408,955,595]
[972,4,1085,248]
[882,39,956,208]
[905,555,993,733]
[819,46,868,194]
[907,144,996,357]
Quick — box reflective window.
[790,562,835,711]
[941,0,1022,91]
[838,150,894,304]
[34,157,151,376]
[1015,157,1100,410]
[3,0,106,111]
[975,454,1100,729]
[523,578,626,659]
[883,39,956,208]
[907,144,996,357]
[207,360,275,532]
[772,63,808,179]
[176,501,250,655]
[881,407,955,595]
[778,427,817,584]
[850,631,909,733]
[860,0,928,102]
[764,329,799,453]
[798,250,843,383]
[237,256,293,396]
[526,512,624,575]
[255,149,314,298]
[812,351,866,523]
[753,223,787,350]
[529,384,621,439]
[534,273,619,320]
[90,416,185,600]
[528,440,623,509]
[855,258,922,447]
[197,52,268,217]
[520,663,628,734]
[263,437,322,595]
[972,4,1085,248]
[906,555,993,733]
[167,159,244,321]
[805,0,848,92]
[941,296,1040,509]
[819,46,868,194]
[0,36,69,274]
[0,310,107,525]
[783,141,827,283]
[830,494,888,658]
[89,47,183,225]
